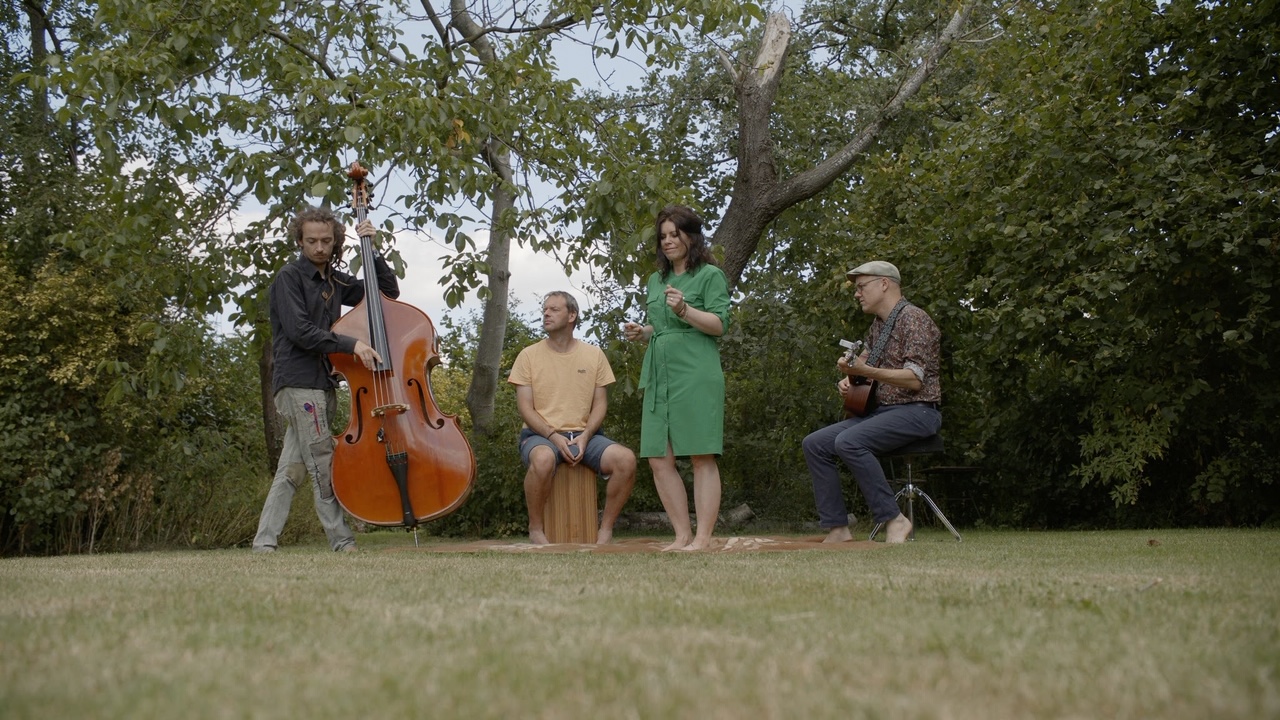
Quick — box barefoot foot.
[884,514,913,544]
[662,536,693,552]
[822,527,854,544]
[528,529,550,545]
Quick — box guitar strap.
[866,299,912,368]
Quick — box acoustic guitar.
[839,339,878,417]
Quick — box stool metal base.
[869,480,963,542]
[867,434,962,542]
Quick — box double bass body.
[328,162,475,527]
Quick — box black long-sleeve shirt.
[269,253,400,394]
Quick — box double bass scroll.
[328,161,476,528]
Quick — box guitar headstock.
[839,339,864,361]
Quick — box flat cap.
[846,260,901,283]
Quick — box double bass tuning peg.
[347,161,375,211]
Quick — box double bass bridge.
[370,403,410,417]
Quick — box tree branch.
[773,0,978,207]
[453,12,584,45]
[263,28,339,81]
[418,0,452,52]
[715,1,981,286]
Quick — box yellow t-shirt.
[508,339,616,432]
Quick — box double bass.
[329,162,476,528]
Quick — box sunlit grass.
[2,529,1277,719]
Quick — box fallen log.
[613,503,754,531]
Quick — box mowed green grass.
[1,529,1277,719]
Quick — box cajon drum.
[544,463,598,544]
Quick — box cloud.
[211,211,603,336]
[392,226,598,324]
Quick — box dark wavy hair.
[287,206,346,272]
[655,204,716,280]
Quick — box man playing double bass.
[252,207,397,553]
[802,261,942,544]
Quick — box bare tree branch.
[418,0,453,51]
[715,2,981,286]
[263,28,339,81]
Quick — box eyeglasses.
[854,279,883,294]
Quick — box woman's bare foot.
[679,537,712,551]
[661,536,692,552]
[595,528,614,545]
[528,529,550,545]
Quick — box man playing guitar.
[802,260,943,543]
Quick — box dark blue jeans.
[803,403,942,526]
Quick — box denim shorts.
[518,428,616,475]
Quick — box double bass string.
[352,193,405,457]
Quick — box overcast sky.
[211,215,596,336]
[377,224,596,326]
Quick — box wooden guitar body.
[842,378,878,418]
[838,338,877,417]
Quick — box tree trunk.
[452,0,517,437]
[257,328,284,473]
[716,6,979,287]
[24,1,50,121]
[465,141,515,436]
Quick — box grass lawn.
[1,528,1277,719]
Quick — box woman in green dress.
[623,205,732,551]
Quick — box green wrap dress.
[637,264,732,458]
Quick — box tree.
[843,0,1280,521]
[2,0,253,553]
[42,0,764,442]
[713,1,983,286]
[584,0,1278,526]
[594,0,991,291]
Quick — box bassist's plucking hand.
[353,340,382,371]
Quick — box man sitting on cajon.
[508,291,637,544]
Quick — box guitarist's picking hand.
[837,377,851,397]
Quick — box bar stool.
[869,434,962,542]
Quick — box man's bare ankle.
[822,527,854,543]
[885,514,912,544]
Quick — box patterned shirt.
[862,302,942,406]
